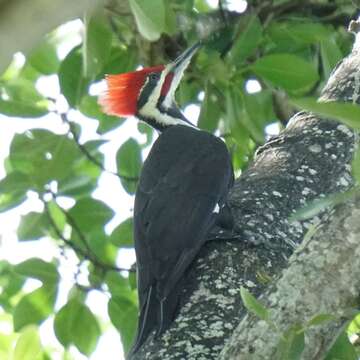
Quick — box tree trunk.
[132,20,359,360]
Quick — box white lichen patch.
[337,124,353,137]
[265,213,274,221]
[215,279,227,289]
[245,280,256,288]
[309,144,322,153]
[308,168,317,175]
[228,288,238,296]
[296,176,305,181]
[224,322,234,330]
[272,191,282,197]
[340,178,349,187]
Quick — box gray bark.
[132,21,359,360]
[221,197,360,359]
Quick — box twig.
[43,198,134,273]
[59,112,139,183]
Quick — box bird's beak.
[170,41,201,75]
[170,42,202,74]
[162,42,201,104]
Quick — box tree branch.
[59,112,139,183]
[43,196,133,273]
[220,196,360,359]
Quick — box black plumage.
[131,124,234,353]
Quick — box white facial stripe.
[138,66,196,128]
[162,60,190,109]
[138,69,167,117]
[139,104,194,128]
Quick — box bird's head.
[99,43,201,131]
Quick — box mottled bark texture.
[132,24,359,360]
[220,197,360,360]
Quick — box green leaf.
[276,324,305,360]
[102,46,137,75]
[129,0,165,41]
[58,175,97,198]
[129,271,137,290]
[0,172,30,212]
[229,15,262,64]
[306,313,335,327]
[243,91,275,143]
[240,286,269,321]
[9,129,80,188]
[47,201,66,232]
[325,331,357,360]
[348,312,360,335]
[54,298,101,356]
[268,22,330,52]
[79,95,123,134]
[193,0,212,12]
[198,83,221,132]
[224,85,252,168]
[64,138,104,183]
[290,190,357,222]
[285,22,330,44]
[28,38,60,75]
[83,230,118,264]
[108,297,138,354]
[4,77,45,103]
[0,99,48,118]
[137,122,154,147]
[83,11,112,77]
[0,331,15,359]
[17,212,48,241]
[13,325,42,360]
[14,258,59,285]
[225,86,246,143]
[116,138,141,194]
[251,54,319,94]
[291,97,360,129]
[13,285,57,331]
[0,77,49,117]
[320,37,343,80]
[68,197,114,231]
[58,46,90,107]
[163,0,177,35]
[110,218,134,247]
[0,261,25,310]
[105,271,131,298]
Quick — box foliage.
[0,0,359,358]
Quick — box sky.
[0,0,280,359]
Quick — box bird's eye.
[149,73,159,81]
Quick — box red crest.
[99,65,165,117]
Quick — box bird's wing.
[131,126,233,353]
[134,125,233,302]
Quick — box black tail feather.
[127,282,182,359]
[156,288,181,336]
[127,286,158,358]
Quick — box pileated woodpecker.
[99,43,234,355]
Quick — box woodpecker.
[99,43,234,355]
